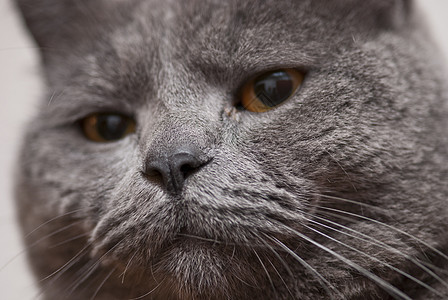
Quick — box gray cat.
[14,0,448,299]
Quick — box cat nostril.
[180,163,196,178]
[144,161,170,186]
[144,147,208,195]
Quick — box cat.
[14,0,448,299]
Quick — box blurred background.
[0,0,447,299]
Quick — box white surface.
[0,0,447,299]
[0,0,41,299]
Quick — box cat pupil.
[96,115,129,141]
[254,71,293,107]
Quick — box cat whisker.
[47,88,68,107]
[252,248,276,293]
[64,260,100,298]
[47,90,57,106]
[322,149,357,192]
[27,220,84,247]
[128,280,164,300]
[120,251,138,284]
[177,232,272,250]
[418,260,448,276]
[40,241,93,283]
[232,272,259,289]
[176,233,224,244]
[0,248,29,274]
[302,218,445,297]
[257,236,295,280]
[90,267,117,300]
[0,219,84,272]
[257,236,295,298]
[265,253,295,299]
[221,245,237,276]
[301,210,448,291]
[48,232,90,249]
[314,193,393,215]
[24,208,84,238]
[277,224,412,300]
[317,205,448,262]
[65,239,124,298]
[230,245,236,264]
[264,233,342,300]
[34,240,94,300]
[149,261,159,285]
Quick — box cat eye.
[240,69,305,112]
[80,113,136,142]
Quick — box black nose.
[144,146,208,194]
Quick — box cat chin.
[94,237,266,299]
[152,242,262,299]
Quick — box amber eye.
[81,113,136,142]
[240,69,305,112]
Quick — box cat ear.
[14,0,108,61]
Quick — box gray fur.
[14,0,448,299]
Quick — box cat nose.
[144,145,209,195]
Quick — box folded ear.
[14,0,108,61]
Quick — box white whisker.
[303,220,444,297]
[48,232,90,249]
[265,234,342,299]
[177,233,223,244]
[66,240,123,297]
[40,242,93,283]
[265,253,295,299]
[313,194,385,212]
[90,268,116,300]
[120,251,137,284]
[0,220,83,272]
[257,237,295,280]
[24,209,84,238]
[303,210,448,291]
[252,248,276,293]
[318,206,448,261]
[128,280,164,300]
[278,224,412,300]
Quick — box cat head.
[15,0,448,299]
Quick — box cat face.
[15,0,448,299]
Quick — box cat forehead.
[98,0,408,71]
[113,0,406,24]
[113,0,405,39]
[63,1,344,97]
[17,0,411,108]
[17,0,410,62]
